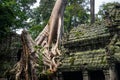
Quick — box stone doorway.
[88,70,105,80]
[116,63,120,80]
[62,71,83,80]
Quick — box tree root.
[10,61,23,80]
[10,0,67,79]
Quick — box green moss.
[69,57,75,66]
[34,45,42,51]
[114,46,120,53]
[59,48,110,70]
[115,41,120,46]
[108,46,115,55]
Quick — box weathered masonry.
[0,32,21,78]
[57,4,120,80]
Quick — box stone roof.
[68,24,109,41]
[59,24,111,71]
[59,5,120,71]
[112,41,120,62]
[63,24,111,52]
[59,49,109,71]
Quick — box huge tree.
[10,0,67,80]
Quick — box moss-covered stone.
[59,5,120,72]
[59,49,109,71]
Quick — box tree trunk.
[90,0,95,24]
[10,30,39,80]
[10,0,67,79]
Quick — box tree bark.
[10,30,39,80]
[90,0,95,24]
[10,0,67,79]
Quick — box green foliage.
[34,45,42,50]
[37,53,44,75]
[0,0,37,35]
[34,45,44,76]
[64,0,89,32]
[29,25,44,39]
[0,4,15,35]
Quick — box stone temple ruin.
[0,32,21,78]
[0,3,120,80]
[55,4,120,80]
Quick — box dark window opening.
[88,70,105,80]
